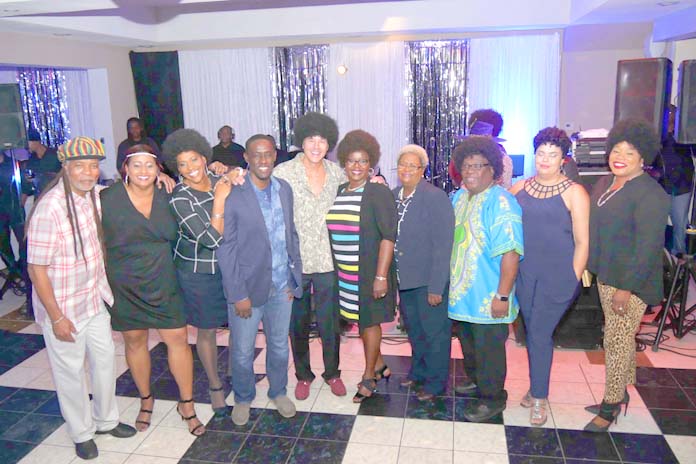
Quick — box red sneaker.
[326,377,347,396]
[295,380,312,400]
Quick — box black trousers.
[455,320,508,405]
[290,272,341,381]
[399,286,451,395]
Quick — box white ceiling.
[0,0,694,46]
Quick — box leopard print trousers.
[597,282,647,404]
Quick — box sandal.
[209,385,232,418]
[135,393,154,432]
[177,398,206,436]
[374,365,391,381]
[353,379,377,403]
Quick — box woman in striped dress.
[326,130,398,403]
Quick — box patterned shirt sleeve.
[170,193,222,250]
[487,191,524,259]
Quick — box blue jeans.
[671,192,690,255]
[228,288,292,404]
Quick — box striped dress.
[326,186,364,321]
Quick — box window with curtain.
[407,40,469,193]
[272,45,328,150]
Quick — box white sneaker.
[271,395,297,418]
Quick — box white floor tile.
[122,455,179,464]
[665,434,696,464]
[133,426,197,458]
[548,403,593,430]
[157,402,213,429]
[16,349,50,368]
[453,451,509,464]
[348,416,404,446]
[70,450,129,463]
[42,424,74,447]
[267,388,319,412]
[398,447,453,464]
[547,381,595,405]
[23,369,56,390]
[342,443,399,464]
[311,389,360,415]
[503,402,555,429]
[401,418,453,450]
[18,323,42,335]
[0,366,46,387]
[119,399,176,431]
[549,363,586,382]
[18,444,75,464]
[453,422,507,453]
[609,407,661,434]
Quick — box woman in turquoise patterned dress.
[326,130,397,403]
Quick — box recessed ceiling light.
[136,45,155,49]
[657,1,680,6]
[53,33,72,37]
[337,64,348,75]
[1,9,20,13]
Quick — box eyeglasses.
[460,163,490,172]
[397,162,423,171]
[345,159,370,167]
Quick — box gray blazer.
[392,178,454,295]
[218,175,303,307]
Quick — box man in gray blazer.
[218,134,303,426]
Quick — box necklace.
[345,181,367,192]
[596,179,622,207]
[525,176,573,199]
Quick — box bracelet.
[374,275,387,281]
[212,213,224,219]
[52,316,65,325]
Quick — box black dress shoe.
[95,422,137,438]
[75,439,98,460]
[463,401,506,422]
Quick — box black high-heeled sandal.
[177,398,206,436]
[374,365,391,381]
[135,393,154,432]
[353,379,377,403]
[584,390,630,416]
[209,386,232,418]
[583,401,622,432]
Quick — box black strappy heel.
[177,398,206,436]
[353,379,377,403]
[135,393,153,432]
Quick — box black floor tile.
[234,434,294,464]
[288,438,347,464]
[649,408,696,436]
[565,460,619,464]
[381,354,412,375]
[669,368,696,388]
[182,430,246,463]
[557,428,620,462]
[0,411,25,431]
[406,394,453,421]
[635,367,679,388]
[114,372,139,397]
[150,376,181,401]
[505,425,562,458]
[454,397,504,424]
[0,389,55,413]
[636,385,695,410]
[357,392,408,418]
[683,388,696,408]
[0,346,39,366]
[300,413,355,441]
[0,439,34,464]
[0,386,19,404]
[252,410,307,437]
[1,413,64,444]
[374,373,412,395]
[206,408,263,434]
[34,396,62,416]
[508,456,564,464]
[610,432,679,463]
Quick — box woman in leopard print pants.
[585,119,670,432]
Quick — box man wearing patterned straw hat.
[26,136,135,461]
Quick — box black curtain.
[128,51,184,147]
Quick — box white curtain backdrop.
[469,33,561,177]
[328,42,409,186]
[178,48,275,149]
[63,69,95,139]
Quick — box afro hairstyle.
[336,130,381,168]
[161,128,212,175]
[606,119,661,164]
[293,112,339,151]
[469,109,504,137]
[452,135,504,181]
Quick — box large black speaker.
[0,84,26,150]
[614,58,672,140]
[676,60,696,144]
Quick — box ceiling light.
[1,9,20,13]
[337,64,348,75]
[657,1,680,6]
[53,33,72,37]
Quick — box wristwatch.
[494,292,509,302]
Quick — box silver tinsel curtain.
[17,68,71,147]
[271,45,328,150]
[407,40,469,192]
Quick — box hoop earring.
[368,168,375,177]
[124,174,129,184]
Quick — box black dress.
[101,182,186,331]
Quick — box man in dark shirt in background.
[212,125,246,168]
[116,117,161,170]
[25,128,62,200]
